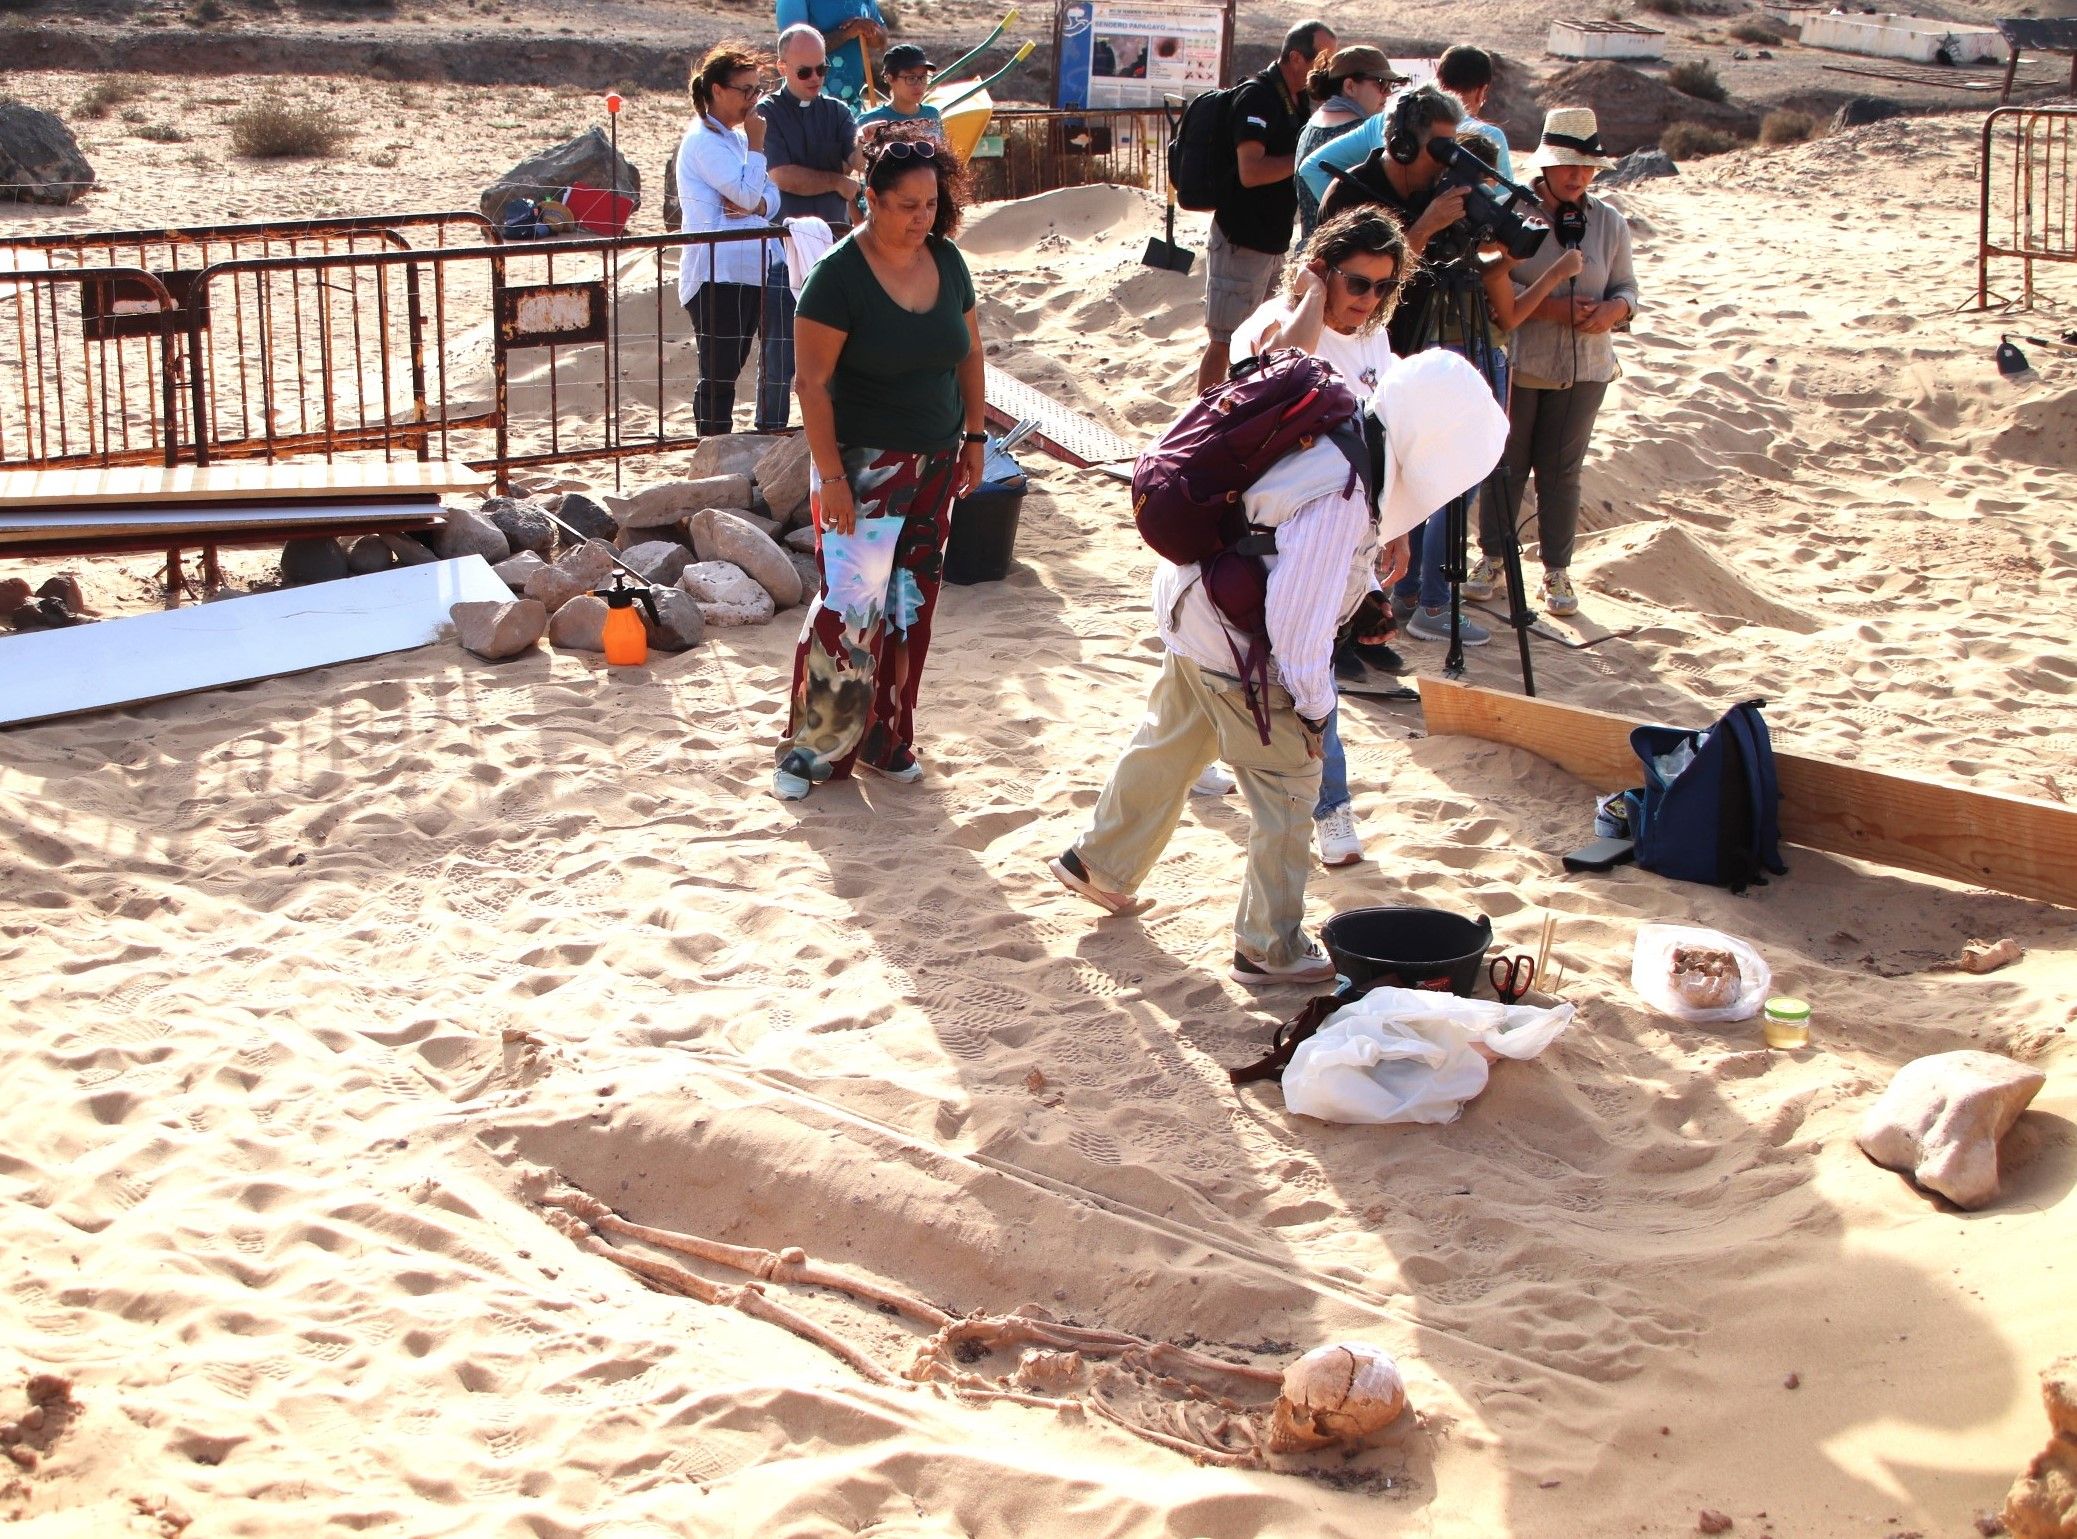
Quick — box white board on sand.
[0,556,508,728]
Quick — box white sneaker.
[1230,937,1338,987]
[1191,764,1236,796]
[1314,804,1363,868]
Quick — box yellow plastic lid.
[1764,996,1811,1022]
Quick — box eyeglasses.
[721,80,761,96]
[1327,263,1398,299]
[891,69,932,83]
[793,63,830,79]
[872,138,939,162]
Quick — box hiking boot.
[1230,938,1338,988]
[1191,764,1236,797]
[1314,804,1363,868]
[1405,606,1492,646]
[1463,555,1501,601]
[1351,639,1405,674]
[1542,569,1580,617]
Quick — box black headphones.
[1384,91,1422,165]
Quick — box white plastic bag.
[1630,923,1771,1024]
[1280,987,1577,1126]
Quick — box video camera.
[1424,138,1550,264]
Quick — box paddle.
[933,7,1020,89]
[935,41,1036,115]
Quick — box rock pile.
[1,573,94,631]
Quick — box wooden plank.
[0,499,442,545]
[1418,676,2077,909]
[0,556,509,728]
[0,460,487,509]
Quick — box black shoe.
[1352,640,1404,674]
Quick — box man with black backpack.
[1049,346,1508,988]
[1192,19,1336,395]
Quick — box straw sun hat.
[1533,107,1618,171]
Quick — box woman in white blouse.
[676,44,782,436]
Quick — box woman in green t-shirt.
[773,123,987,803]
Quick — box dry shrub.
[1641,0,1692,14]
[228,94,350,158]
[1760,108,1817,145]
[1660,120,1742,158]
[1669,59,1730,103]
[75,76,149,119]
[1728,17,1786,43]
[135,122,190,143]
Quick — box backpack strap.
[1326,413,1385,523]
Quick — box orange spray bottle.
[596,571,662,666]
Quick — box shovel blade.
[1141,238,1195,274]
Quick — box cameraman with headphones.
[1310,84,1502,648]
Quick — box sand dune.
[2,77,2074,1539]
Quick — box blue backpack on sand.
[1629,699,1787,893]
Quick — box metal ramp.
[983,364,1139,472]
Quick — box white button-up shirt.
[674,116,780,302]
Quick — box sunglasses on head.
[873,137,939,162]
[1327,263,1397,299]
[794,62,829,79]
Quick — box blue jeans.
[1314,707,1348,819]
[758,260,796,432]
[1395,343,1510,613]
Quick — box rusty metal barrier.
[1978,104,2077,309]
[0,213,495,471]
[0,266,184,469]
[974,108,1170,202]
[174,227,782,488]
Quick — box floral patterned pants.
[777,443,959,783]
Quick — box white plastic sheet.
[1630,923,1771,1024]
[1281,987,1577,1126]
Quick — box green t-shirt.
[795,232,975,452]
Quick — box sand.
[4,68,2077,1539]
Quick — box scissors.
[1489,953,1535,1005]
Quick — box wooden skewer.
[1533,912,1555,986]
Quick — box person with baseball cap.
[858,43,945,137]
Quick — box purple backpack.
[1131,349,1372,741]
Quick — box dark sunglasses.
[1338,73,1390,88]
[873,138,939,162]
[794,63,830,79]
[1327,263,1398,299]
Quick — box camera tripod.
[1398,255,1538,696]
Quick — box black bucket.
[1320,907,1494,996]
[943,487,1025,585]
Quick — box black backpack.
[1167,85,1244,212]
[1629,699,1788,893]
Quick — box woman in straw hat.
[1466,106,1639,619]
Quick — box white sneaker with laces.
[1463,555,1501,601]
[1314,804,1363,868]
[1230,937,1338,987]
[1191,764,1237,797]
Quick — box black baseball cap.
[883,44,937,74]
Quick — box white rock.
[380,532,438,567]
[493,551,548,592]
[621,539,692,586]
[523,538,618,614]
[644,586,706,652]
[689,508,803,609]
[754,432,812,525]
[609,474,753,530]
[547,593,609,652]
[689,432,777,480]
[431,506,511,564]
[1858,1050,2046,1209]
[679,560,775,627]
[450,598,547,660]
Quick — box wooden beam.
[1418,676,2077,910]
[0,460,487,509]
